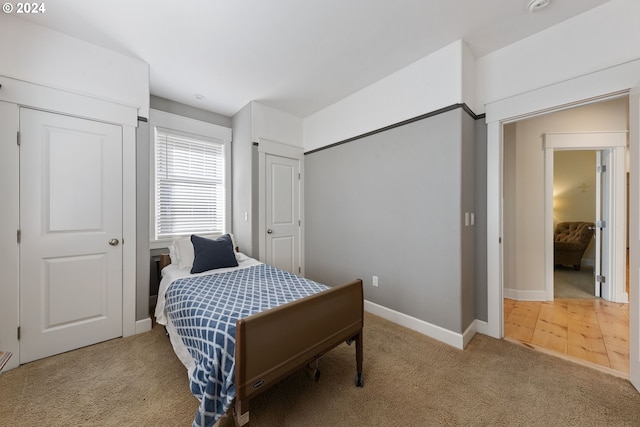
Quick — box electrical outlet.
[372,275,378,287]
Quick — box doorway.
[258,138,304,276]
[486,59,640,393]
[544,132,627,304]
[264,152,301,273]
[552,150,597,300]
[501,98,630,375]
[0,76,141,372]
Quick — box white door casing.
[629,83,640,392]
[19,108,123,363]
[486,59,640,394]
[0,75,141,372]
[258,138,304,275]
[543,133,627,303]
[0,100,19,368]
[486,58,640,342]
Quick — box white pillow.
[175,236,195,270]
[168,243,178,265]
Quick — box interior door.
[594,150,612,299]
[19,108,123,363]
[265,153,300,274]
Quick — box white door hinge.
[17,229,21,243]
[17,131,21,146]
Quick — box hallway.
[504,297,629,377]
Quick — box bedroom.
[1,0,640,424]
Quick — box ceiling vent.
[527,0,551,12]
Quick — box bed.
[154,234,364,427]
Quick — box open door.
[629,85,640,392]
[594,150,611,299]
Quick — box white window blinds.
[154,128,226,239]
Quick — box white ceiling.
[17,0,610,118]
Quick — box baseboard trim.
[581,258,595,268]
[462,320,477,348]
[475,319,489,336]
[364,300,472,349]
[504,288,548,301]
[135,317,152,334]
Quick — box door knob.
[108,238,120,246]
[266,229,273,234]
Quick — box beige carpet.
[2,312,640,426]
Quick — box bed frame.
[234,278,364,426]
[158,255,364,427]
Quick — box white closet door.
[19,108,123,363]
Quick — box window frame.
[149,109,232,249]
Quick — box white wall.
[0,14,149,117]
[303,40,471,152]
[462,42,477,113]
[252,101,303,147]
[476,0,640,113]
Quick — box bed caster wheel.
[306,359,322,382]
[355,373,363,387]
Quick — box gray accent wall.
[305,107,479,333]
[135,119,150,321]
[460,111,476,330]
[474,119,488,322]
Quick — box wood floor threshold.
[504,336,629,380]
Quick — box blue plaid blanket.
[165,263,329,427]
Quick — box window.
[150,110,231,247]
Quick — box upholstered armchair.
[554,222,595,271]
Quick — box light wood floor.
[504,297,629,377]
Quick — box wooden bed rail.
[234,279,364,426]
